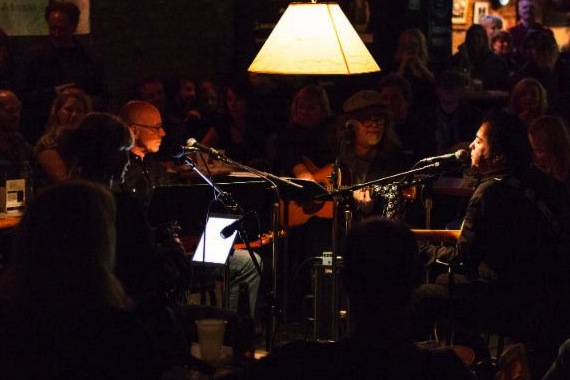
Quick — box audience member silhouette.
[480,14,503,42]
[278,84,336,179]
[16,1,107,145]
[513,30,570,104]
[450,24,509,91]
[133,75,167,114]
[0,89,34,181]
[543,339,570,380]
[379,73,433,165]
[200,77,272,170]
[276,84,337,318]
[393,28,436,110]
[0,180,153,379]
[507,0,552,65]
[490,30,520,80]
[223,218,474,380]
[164,75,207,146]
[430,70,483,154]
[528,115,570,192]
[200,80,222,117]
[195,79,226,155]
[58,112,192,374]
[34,88,92,184]
[509,77,549,126]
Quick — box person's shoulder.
[471,171,512,201]
[35,135,57,153]
[23,39,56,60]
[237,340,339,379]
[414,346,475,380]
[507,23,525,33]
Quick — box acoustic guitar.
[281,158,349,227]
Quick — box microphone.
[171,146,199,159]
[345,120,357,140]
[418,149,470,164]
[186,138,224,157]
[220,211,255,239]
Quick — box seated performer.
[118,100,261,316]
[409,109,570,378]
[341,89,407,219]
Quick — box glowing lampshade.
[248,2,380,75]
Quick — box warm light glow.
[248,2,380,75]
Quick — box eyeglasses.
[131,123,163,135]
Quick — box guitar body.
[281,159,349,227]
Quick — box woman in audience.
[513,30,570,103]
[490,30,520,80]
[0,180,153,379]
[450,24,509,91]
[480,14,503,42]
[528,115,570,192]
[200,76,272,170]
[278,84,335,178]
[34,88,91,184]
[509,77,548,126]
[393,28,436,110]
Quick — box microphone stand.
[181,150,302,351]
[327,137,351,342]
[180,154,240,211]
[316,161,445,340]
[322,162,442,199]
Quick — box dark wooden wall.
[90,0,240,110]
[6,1,457,112]
[10,0,244,111]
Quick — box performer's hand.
[353,188,374,214]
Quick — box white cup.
[195,319,227,363]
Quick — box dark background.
[6,0,453,111]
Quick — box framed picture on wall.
[452,0,468,24]
[473,2,489,24]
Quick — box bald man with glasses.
[117,100,171,210]
[117,99,262,318]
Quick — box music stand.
[192,213,241,268]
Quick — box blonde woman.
[393,28,436,110]
[528,115,570,191]
[394,28,435,84]
[509,77,548,126]
[34,88,92,183]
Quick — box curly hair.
[483,108,533,169]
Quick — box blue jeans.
[228,249,261,317]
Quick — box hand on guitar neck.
[353,187,375,214]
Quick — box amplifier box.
[312,259,346,342]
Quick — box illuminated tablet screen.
[192,213,240,267]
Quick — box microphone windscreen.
[456,149,471,162]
